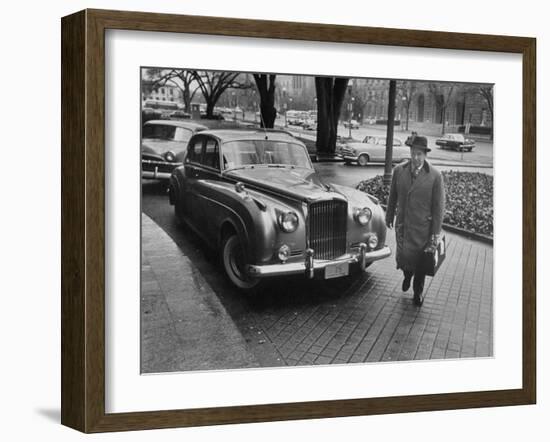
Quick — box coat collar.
[404,159,431,174]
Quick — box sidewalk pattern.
[242,231,493,367]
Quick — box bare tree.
[397,80,417,131]
[144,68,199,113]
[253,74,277,128]
[477,85,494,140]
[193,71,252,119]
[315,77,349,155]
[428,83,456,135]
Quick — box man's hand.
[385,218,393,229]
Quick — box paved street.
[141,165,493,372]
[244,112,494,167]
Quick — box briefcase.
[418,235,447,277]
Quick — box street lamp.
[282,87,287,127]
[401,95,407,130]
[347,80,354,138]
[348,96,355,138]
[232,91,237,121]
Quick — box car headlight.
[278,212,299,233]
[164,150,176,162]
[353,207,372,225]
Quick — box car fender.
[193,179,306,265]
[329,183,387,248]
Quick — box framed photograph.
[61,9,536,433]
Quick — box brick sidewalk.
[245,231,493,367]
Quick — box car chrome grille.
[308,200,348,260]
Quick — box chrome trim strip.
[142,170,172,179]
[142,159,179,166]
[247,246,391,278]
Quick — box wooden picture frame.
[61,8,536,433]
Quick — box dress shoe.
[402,274,412,292]
[413,289,425,306]
[413,274,425,306]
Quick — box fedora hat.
[405,134,431,152]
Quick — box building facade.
[353,79,493,127]
[141,79,183,104]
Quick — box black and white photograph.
[140,67,494,374]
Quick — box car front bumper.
[247,243,391,279]
[141,159,178,180]
[343,155,359,161]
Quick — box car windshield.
[446,134,464,141]
[222,140,312,170]
[142,124,193,142]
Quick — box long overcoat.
[385,160,445,272]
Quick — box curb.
[141,213,260,372]
[377,203,493,245]
[440,224,493,244]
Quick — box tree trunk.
[183,87,191,113]
[441,107,446,135]
[259,104,277,128]
[205,100,215,119]
[405,103,410,131]
[253,74,277,128]
[315,77,349,155]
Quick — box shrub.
[357,171,493,237]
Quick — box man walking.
[385,135,445,306]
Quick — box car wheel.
[357,154,369,167]
[222,234,261,290]
[467,147,472,152]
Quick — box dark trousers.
[403,270,426,294]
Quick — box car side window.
[187,137,204,164]
[202,138,220,170]
[394,139,402,146]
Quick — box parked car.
[200,112,225,120]
[343,119,360,129]
[169,110,191,120]
[142,107,162,123]
[435,133,475,151]
[341,136,408,166]
[168,129,391,290]
[302,118,317,130]
[141,120,208,180]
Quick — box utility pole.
[383,80,397,186]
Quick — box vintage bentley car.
[168,129,391,290]
[341,135,408,166]
[141,120,207,179]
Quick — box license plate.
[325,262,349,279]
